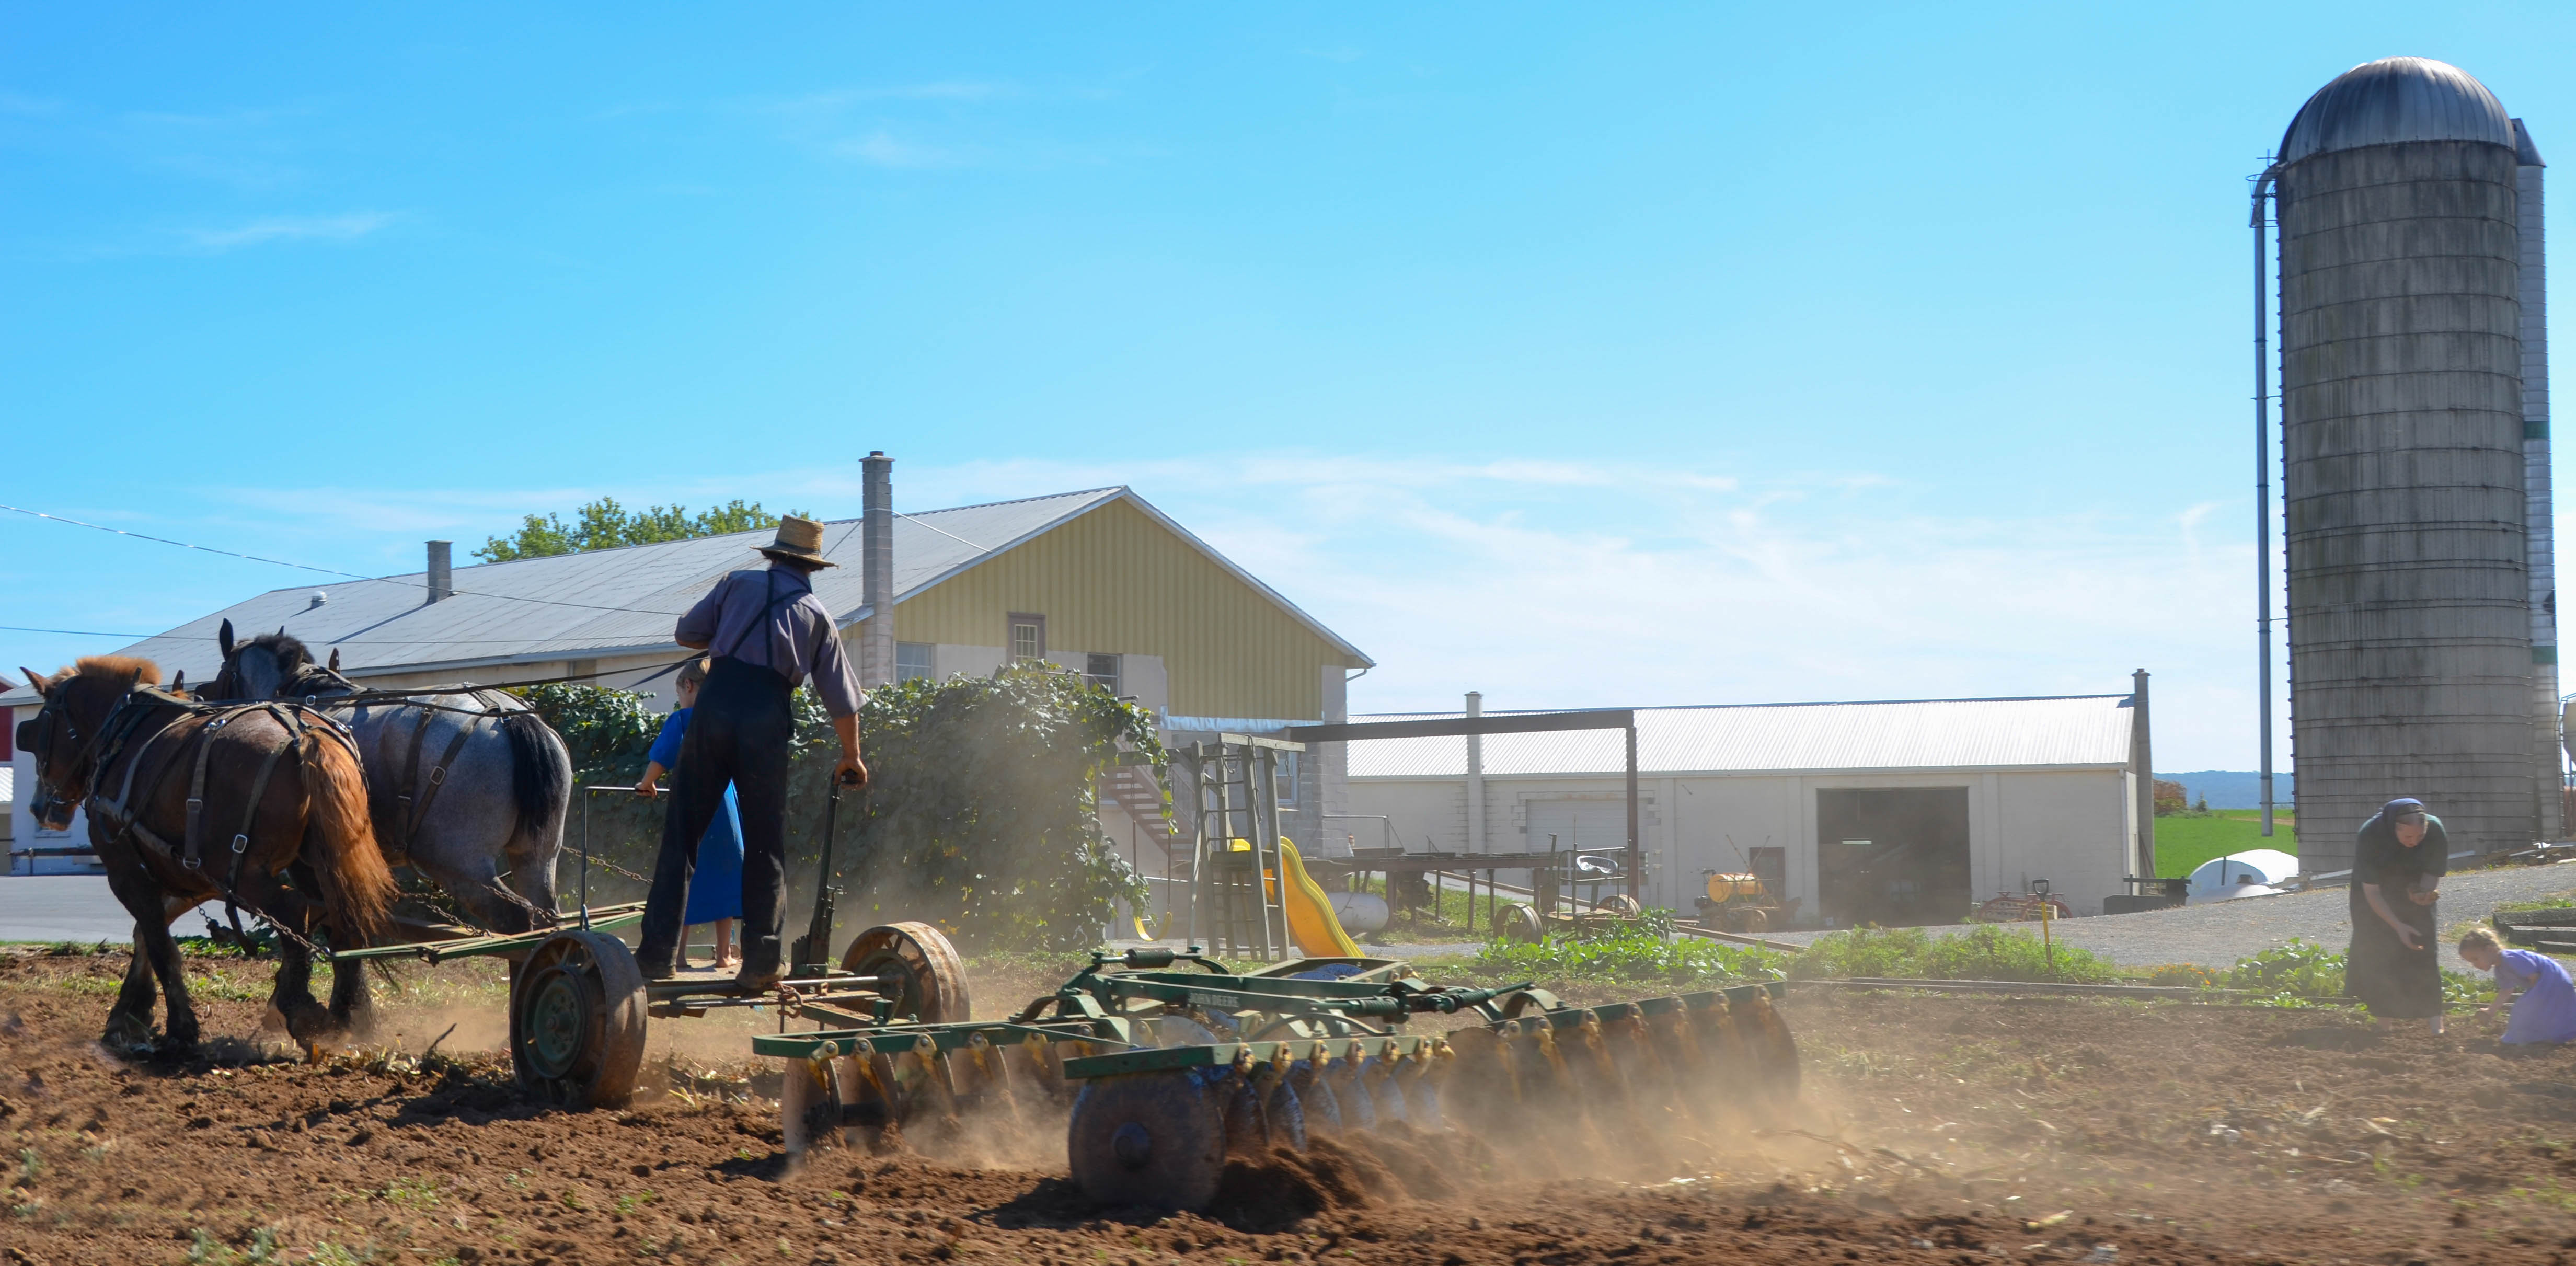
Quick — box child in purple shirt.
[2459,927,2576,1045]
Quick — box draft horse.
[16,657,398,1049]
[208,621,572,935]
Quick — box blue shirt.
[673,565,863,716]
[648,708,692,768]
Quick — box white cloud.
[831,131,965,169]
[183,212,393,251]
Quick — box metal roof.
[3,487,1368,705]
[1344,695,2136,779]
[2280,57,2514,164]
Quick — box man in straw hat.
[638,514,868,990]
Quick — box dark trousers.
[638,657,792,970]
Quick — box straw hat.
[756,515,838,567]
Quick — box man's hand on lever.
[831,713,869,789]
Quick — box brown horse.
[15,657,397,1049]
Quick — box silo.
[2273,57,2535,868]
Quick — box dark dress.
[2345,810,2449,1018]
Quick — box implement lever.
[790,776,857,976]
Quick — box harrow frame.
[752,946,1796,1210]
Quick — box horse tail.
[501,708,572,846]
[300,729,397,945]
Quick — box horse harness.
[364,688,513,861]
[79,687,357,954]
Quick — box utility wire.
[1,503,689,619]
[0,624,158,639]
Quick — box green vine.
[521,663,1163,952]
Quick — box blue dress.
[2496,948,2576,1045]
[649,708,745,925]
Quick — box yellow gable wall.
[891,497,1362,720]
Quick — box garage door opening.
[1816,788,1970,927]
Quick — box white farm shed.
[1339,690,2153,925]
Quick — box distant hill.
[2158,770,2295,811]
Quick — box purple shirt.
[675,566,863,717]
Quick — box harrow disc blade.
[1067,1069,1228,1213]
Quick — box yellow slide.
[1244,837,1365,957]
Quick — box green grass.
[2152,809,2297,878]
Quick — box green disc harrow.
[754,945,1798,1212]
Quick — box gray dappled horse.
[208,621,573,935]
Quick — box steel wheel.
[1497,903,1544,943]
[1599,894,1641,919]
[509,929,646,1109]
[1067,1069,1228,1212]
[842,922,972,1023]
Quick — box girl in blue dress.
[635,659,746,971]
[2459,927,2576,1045]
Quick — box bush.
[521,663,1160,953]
[1787,925,2120,984]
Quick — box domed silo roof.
[2279,56,2514,163]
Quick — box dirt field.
[8,946,2576,1265]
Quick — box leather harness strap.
[387,689,504,857]
[72,689,355,961]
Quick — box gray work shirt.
[674,566,864,717]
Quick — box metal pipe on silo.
[2252,165,2281,837]
[2273,57,2537,867]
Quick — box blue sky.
[6,3,2572,769]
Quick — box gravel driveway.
[1759,861,2576,968]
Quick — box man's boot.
[733,937,784,992]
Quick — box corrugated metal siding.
[1348,696,2135,779]
[895,498,1358,720]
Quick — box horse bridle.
[17,689,107,826]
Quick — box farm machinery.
[1694,870,1787,934]
[752,944,1799,1211]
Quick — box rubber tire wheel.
[842,922,972,1023]
[1067,1069,1227,1213]
[510,929,646,1109]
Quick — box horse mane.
[70,655,161,687]
[240,631,315,670]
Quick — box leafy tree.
[518,663,1160,952]
[476,497,808,562]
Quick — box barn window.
[896,642,933,683]
[1085,653,1121,694]
[1008,614,1046,663]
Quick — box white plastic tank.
[2186,849,2301,905]
[1327,891,1390,936]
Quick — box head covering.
[757,515,838,567]
[2380,797,2428,823]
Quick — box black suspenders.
[717,569,827,679]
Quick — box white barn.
[1339,690,2153,925]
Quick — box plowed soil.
[7,946,2576,1266]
